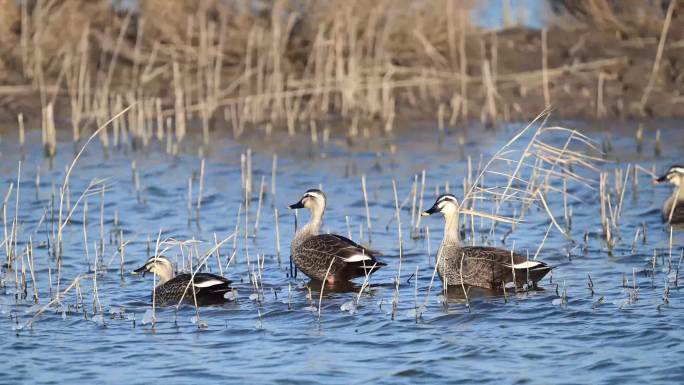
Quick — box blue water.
[472,0,548,30]
[1,120,683,384]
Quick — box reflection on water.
[1,121,684,384]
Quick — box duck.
[133,256,233,306]
[288,189,386,284]
[422,194,552,290]
[654,165,684,224]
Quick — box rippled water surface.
[1,121,684,384]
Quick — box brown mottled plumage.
[423,194,552,290]
[133,256,233,306]
[289,189,386,283]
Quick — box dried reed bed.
[1,0,682,156]
[4,0,478,147]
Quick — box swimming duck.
[288,189,386,284]
[422,194,551,290]
[654,165,684,224]
[133,256,233,306]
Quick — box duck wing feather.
[445,246,551,288]
[294,234,386,280]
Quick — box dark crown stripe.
[437,194,457,203]
[668,165,684,174]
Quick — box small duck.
[654,165,684,224]
[288,189,386,284]
[133,256,233,306]
[422,194,552,290]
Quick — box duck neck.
[442,212,461,246]
[672,184,684,202]
[155,268,173,285]
[293,207,324,248]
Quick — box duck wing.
[327,234,383,258]
[458,246,551,286]
[304,234,384,264]
[173,273,232,294]
[296,234,386,280]
[192,273,232,292]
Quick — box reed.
[8,0,652,146]
[197,158,205,220]
[412,171,427,239]
[27,237,38,302]
[4,0,671,151]
[274,208,281,261]
[271,154,278,206]
[391,179,403,318]
[318,258,336,321]
[639,0,677,113]
[253,176,265,237]
[17,114,25,152]
[361,175,372,244]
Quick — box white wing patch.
[341,253,373,263]
[512,261,544,269]
[193,279,225,288]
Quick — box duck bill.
[654,175,668,184]
[288,199,305,209]
[421,204,440,216]
[132,265,147,276]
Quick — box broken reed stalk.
[274,208,281,261]
[541,28,550,108]
[354,261,379,307]
[317,258,336,321]
[271,154,278,206]
[253,176,265,237]
[640,0,677,111]
[421,238,445,316]
[18,114,25,152]
[56,104,135,264]
[187,177,193,223]
[27,237,38,301]
[413,170,426,237]
[23,275,85,330]
[92,248,102,315]
[596,71,606,118]
[197,158,205,220]
[11,163,22,273]
[391,180,403,315]
[118,229,125,279]
[3,184,14,268]
[361,174,372,243]
[459,8,468,121]
[83,198,91,271]
[42,103,57,158]
[410,175,418,229]
[213,233,224,276]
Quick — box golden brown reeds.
[3,0,679,146]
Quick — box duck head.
[288,189,327,213]
[422,194,460,217]
[133,255,174,284]
[655,165,684,187]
